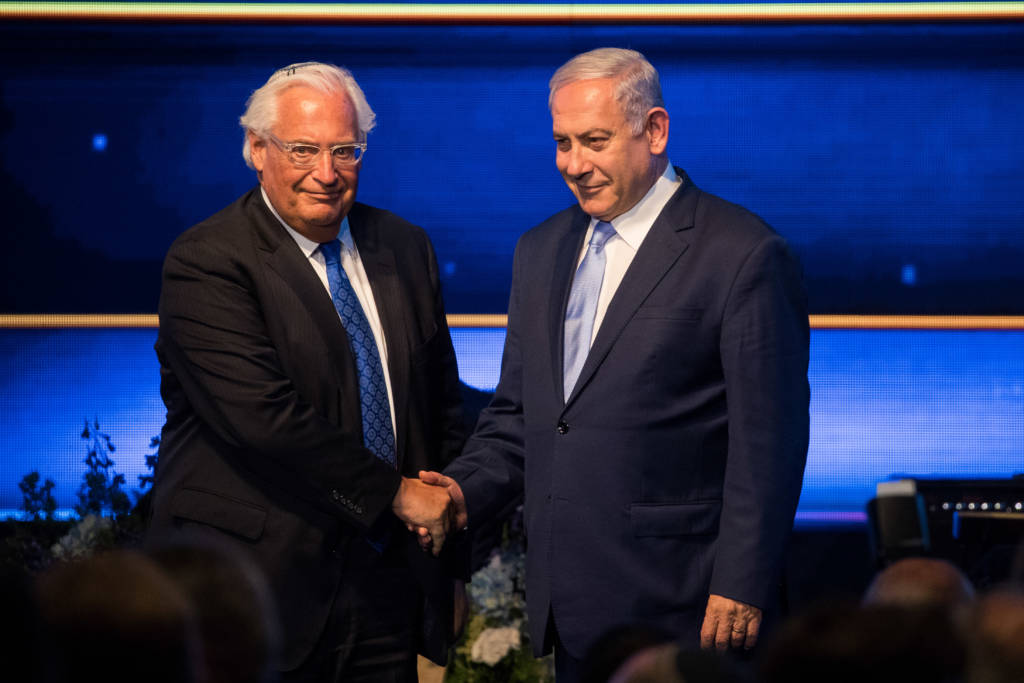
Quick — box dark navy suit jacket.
[147,188,466,669]
[446,170,810,657]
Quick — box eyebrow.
[553,127,615,138]
[287,138,360,146]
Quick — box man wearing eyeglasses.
[147,62,466,682]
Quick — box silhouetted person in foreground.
[151,541,282,683]
[35,550,201,683]
[0,566,47,683]
[580,623,676,683]
[609,644,687,683]
[583,623,750,683]
[758,601,965,683]
[611,645,750,683]
[863,556,975,609]
[965,588,1024,683]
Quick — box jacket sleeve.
[443,236,527,527]
[709,233,810,609]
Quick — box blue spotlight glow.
[901,264,917,286]
[91,133,108,152]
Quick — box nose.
[561,144,592,179]
[310,149,339,184]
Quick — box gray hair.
[548,48,664,136]
[239,61,376,169]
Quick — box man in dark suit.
[422,48,810,680]
[147,62,465,682]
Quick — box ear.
[645,108,670,155]
[248,130,267,173]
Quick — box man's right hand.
[391,477,453,557]
[412,470,468,553]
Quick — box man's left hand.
[699,594,762,652]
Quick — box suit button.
[557,421,569,434]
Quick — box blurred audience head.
[583,623,749,683]
[35,549,201,683]
[150,540,281,683]
[965,587,1024,683]
[580,623,676,683]
[759,600,966,683]
[863,556,975,609]
[610,643,750,683]
[609,643,687,683]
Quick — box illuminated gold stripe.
[1,2,1023,23]
[809,315,1024,329]
[3,314,1024,329]
[0,314,160,328]
[447,313,509,328]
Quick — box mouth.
[575,183,606,196]
[304,190,343,201]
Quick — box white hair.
[239,62,376,169]
[548,48,664,135]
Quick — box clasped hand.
[390,472,467,556]
[389,471,467,555]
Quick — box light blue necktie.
[563,221,615,400]
[320,239,396,467]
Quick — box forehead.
[550,78,627,134]
[274,85,358,139]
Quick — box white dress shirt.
[261,189,397,441]
[575,163,682,346]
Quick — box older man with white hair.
[147,62,466,682]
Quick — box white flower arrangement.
[446,508,554,682]
[50,514,113,561]
[470,624,523,666]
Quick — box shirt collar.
[596,163,680,250]
[260,186,353,257]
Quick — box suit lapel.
[348,205,410,469]
[250,191,359,396]
[548,211,591,405]
[563,175,697,407]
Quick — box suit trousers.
[282,538,420,683]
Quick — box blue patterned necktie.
[563,221,616,400]
[320,239,396,467]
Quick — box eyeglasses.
[266,133,366,168]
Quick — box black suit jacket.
[147,188,465,668]
[447,171,810,657]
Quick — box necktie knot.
[320,239,342,266]
[590,221,615,251]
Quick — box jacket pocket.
[170,487,268,541]
[630,500,721,538]
[410,323,440,366]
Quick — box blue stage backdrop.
[1,22,1023,313]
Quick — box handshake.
[390,471,468,556]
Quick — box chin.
[306,207,345,224]
[582,204,613,221]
